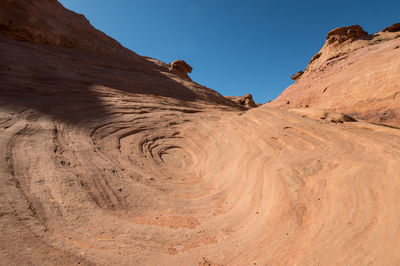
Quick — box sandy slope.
[1,1,400,265]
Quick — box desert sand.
[1,1,400,265]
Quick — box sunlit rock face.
[1,1,400,265]
[325,25,368,45]
[271,23,400,128]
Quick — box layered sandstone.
[382,23,400,33]
[272,24,400,127]
[0,0,140,60]
[1,1,400,265]
[169,60,193,81]
[290,71,304,81]
[225,93,260,109]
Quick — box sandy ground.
[1,1,400,265]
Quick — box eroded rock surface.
[382,23,400,32]
[272,23,400,127]
[326,25,368,45]
[169,60,193,80]
[0,0,139,60]
[225,93,260,109]
[1,2,400,266]
[290,71,304,81]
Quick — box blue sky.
[59,0,399,103]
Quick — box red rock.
[225,94,260,109]
[1,2,400,265]
[271,24,400,127]
[326,25,368,45]
[0,0,139,60]
[290,71,304,81]
[382,23,400,32]
[169,60,193,80]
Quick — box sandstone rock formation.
[326,25,368,45]
[0,0,139,60]
[290,71,304,81]
[382,23,400,32]
[169,60,193,81]
[225,93,260,109]
[272,23,400,127]
[1,1,400,265]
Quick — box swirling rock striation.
[1,1,400,266]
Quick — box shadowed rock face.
[1,1,400,265]
[0,0,139,60]
[169,60,193,81]
[382,23,400,32]
[225,93,260,109]
[290,71,304,81]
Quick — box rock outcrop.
[169,60,193,81]
[290,71,304,81]
[272,23,400,127]
[303,25,371,71]
[225,93,260,109]
[325,25,368,45]
[382,23,400,32]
